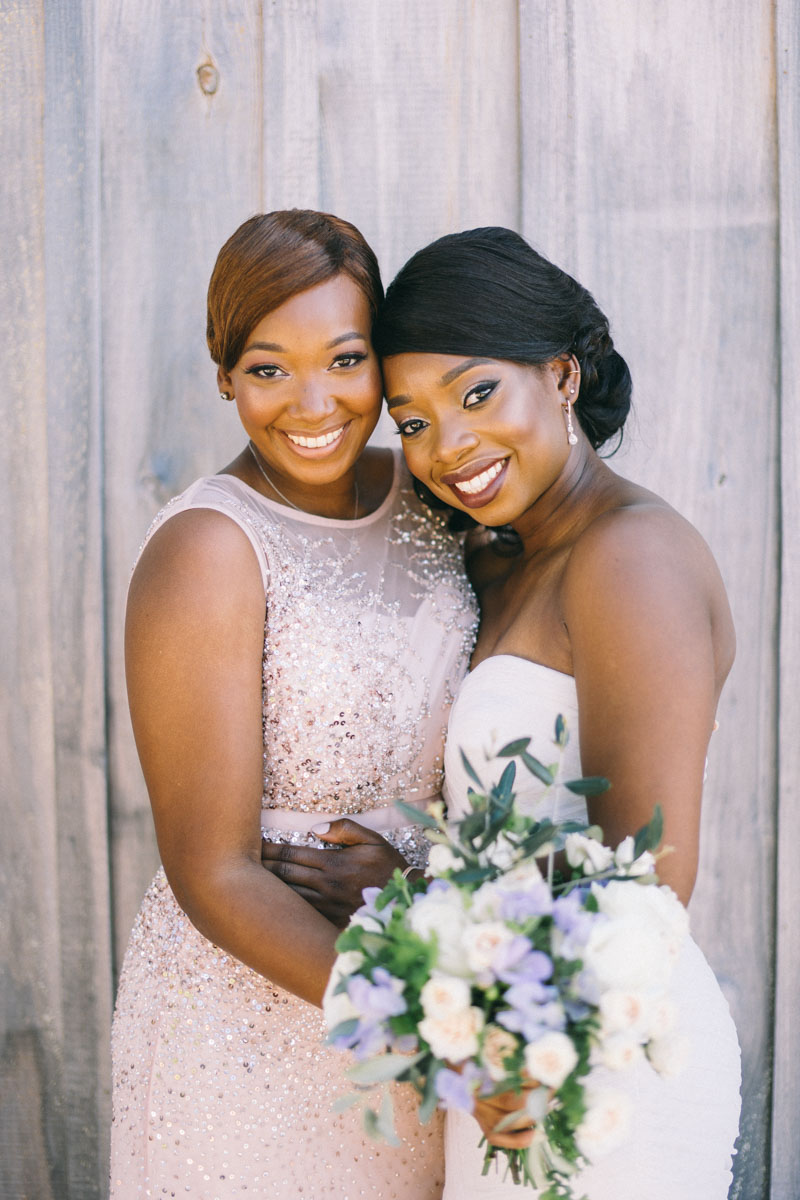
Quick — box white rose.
[598,989,651,1037]
[646,1032,689,1078]
[481,1026,519,1082]
[419,1006,485,1063]
[613,836,656,877]
[427,844,463,877]
[565,833,615,875]
[646,995,678,1041]
[594,881,689,948]
[596,1032,645,1072]
[407,888,470,975]
[583,916,672,993]
[420,974,472,1021]
[462,921,515,974]
[524,1031,579,1089]
[484,832,518,871]
[575,1088,633,1160]
[501,858,544,888]
[470,881,504,921]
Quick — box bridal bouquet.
[323,717,689,1198]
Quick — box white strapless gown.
[441,656,741,1200]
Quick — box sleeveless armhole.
[136,478,271,597]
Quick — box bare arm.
[561,507,735,905]
[125,508,341,1006]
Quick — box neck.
[247,441,362,520]
[510,446,617,557]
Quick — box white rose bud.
[481,1026,519,1082]
[598,989,651,1037]
[575,1088,633,1160]
[419,1006,485,1063]
[462,921,515,975]
[407,889,471,976]
[427,843,463,877]
[420,974,471,1021]
[646,995,678,1041]
[597,1032,645,1072]
[524,1031,579,1090]
[565,833,615,875]
[647,1032,689,1078]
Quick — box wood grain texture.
[771,2,800,1196]
[99,0,263,969]
[519,4,779,1195]
[42,3,113,1193]
[0,5,63,1197]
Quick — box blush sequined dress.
[110,452,478,1199]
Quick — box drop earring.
[564,389,578,446]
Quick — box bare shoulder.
[128,507,265,626]
[562,496,735,677]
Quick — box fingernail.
[311,822,330,835]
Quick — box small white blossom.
[462,921,515,974]
[613,835,656,877]
[427,843,464,877]
[646,995,678,1041]
[407,888,470,976]
[524,1031,579,1089]
[481,1026,519,1082]
[647,1032,689,1078]
[565,833,615,875]
[420,974,471,1021]
[596,1032,645,1072]
[598,989,651,1038]
[419,1006,485,1063]
[575,1088,633,1159]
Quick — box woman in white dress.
[286,226,741,1198]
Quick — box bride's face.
[383,352,575,525]
[220,274,382,493]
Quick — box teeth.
[453,460,504,496]
[286,425,345,448]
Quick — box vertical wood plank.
[100,0,264,970]
[771,3,800,1196]
[0,4,63,1197]
[519,4,778,1195]
[42,1,113,1192]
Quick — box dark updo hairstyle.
[207,209,383,371]
[373,226,631,451]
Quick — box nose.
[433,413,480,465]
[288,377,337,423]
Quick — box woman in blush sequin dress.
[110,211,477,1199]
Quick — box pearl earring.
[220,391,232,401]
[564,391,578,446]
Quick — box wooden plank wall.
[2,2,793,1195]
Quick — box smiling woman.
[109,210,477,1199]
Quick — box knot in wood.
[197,62,220,95]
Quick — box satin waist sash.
[260,793,438,835]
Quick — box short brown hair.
[207,210,383,370]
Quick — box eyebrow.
[386,357,494,411]
[241,332,367,355]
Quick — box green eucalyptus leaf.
[460,749,484,789]
[332,1093,362,1114]
[326,1017,358,1043]
[393,799,441,829]
[348,1051,425,1086]
[495,760,517,801]
[418,1059,444,1124]
[497,737,531,757]
[376,1089,402,1146]
[521,751,555,786]
[563,776,610,796]
[554,713,569,748]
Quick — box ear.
[217,365,233,397]
[550,354,580,398]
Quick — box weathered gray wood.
[519,5,778,1195]
[1,5,63,1197]
[42,1,113,1193]
[100,0,263,971]
[771,3,800,1196]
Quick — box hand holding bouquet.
[323,717,689,1198]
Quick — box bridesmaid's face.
[220,274,382,491]
[383,352,576,526]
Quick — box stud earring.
[564,393,578,446]
[220,391,232,401]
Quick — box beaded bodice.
[141,452,478,824]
